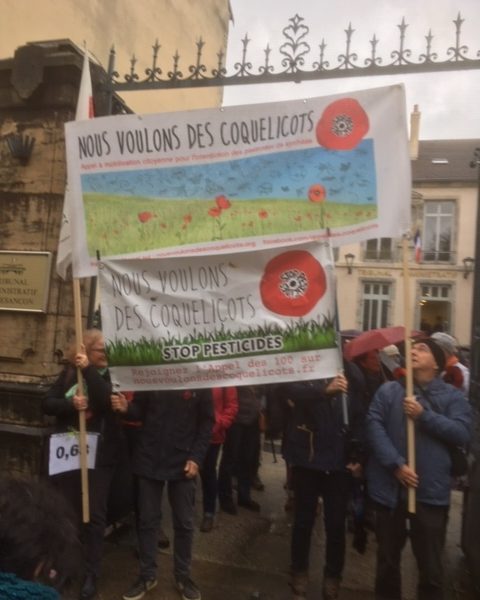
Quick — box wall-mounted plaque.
[0,251,52,312]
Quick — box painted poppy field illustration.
[67,87,412,281]
[82,134,377,258]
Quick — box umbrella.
[343,326,422,361]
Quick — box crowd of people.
[0,328,472,600]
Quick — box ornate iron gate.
[105,12,480,98]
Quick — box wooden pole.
[327,237,350,429]
[402,236,416,514]
[73,277,90,523]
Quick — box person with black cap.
[365,338,471,600]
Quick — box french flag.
[414,230,422,263]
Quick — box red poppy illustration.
[258,209,269,220]
[208,204,227,240]
[308,184,326,203]
[138,211,154,223]
[316,98,369,150]
[183,214,192,224]
[208,207,222,218]
[260,250,327,317]
[308,184,328,228]
[215,195,231,210]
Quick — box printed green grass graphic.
[106,316,337,366]
[84,194,376,257]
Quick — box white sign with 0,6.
[48,432,99,475]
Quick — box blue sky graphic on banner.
[82,143,376,205]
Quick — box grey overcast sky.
[224,0,480,140]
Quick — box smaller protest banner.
[48,432,98,475]
[98,241,342,390]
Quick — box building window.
[418,283,452,334]
[362,281,391,329]
[364,238,393,260]
[423,200,455,262]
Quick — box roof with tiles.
[412,139,480,184]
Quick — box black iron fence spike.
[107,13,480,90]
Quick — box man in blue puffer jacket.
[366,338,471,600]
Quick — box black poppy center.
[331,113,354,137]
[279,269,308,299]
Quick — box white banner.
[65,85,411,278]
[56,50,94,279]
[98,241,342,390]
[48,432,99,475]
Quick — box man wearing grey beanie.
[431,332,470,396]
[365,338,471,600]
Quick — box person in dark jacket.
[113,387,214,600]
[199,386,238,532]
[354,350,385,410]
[366,338,471,600]
[281,374,365,600]
[218,385,263,514]
[43,329,126,600]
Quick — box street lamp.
[345,253,355,274]
[463,257,475,279]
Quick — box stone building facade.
[0,2,230,477]
[336,139,478,347]
[0,42,95,476]
[1,0,232,114]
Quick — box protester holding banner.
[353,350,385,410]
[43,329,127,600]
[199,386,238,533]
[365,338,471,599]
[120,391,171,552]
[280,374,365,600]
[111,387,214,600]
[0,476,79,599]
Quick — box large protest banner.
[98,241,341,390]
[65,85,411,278]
